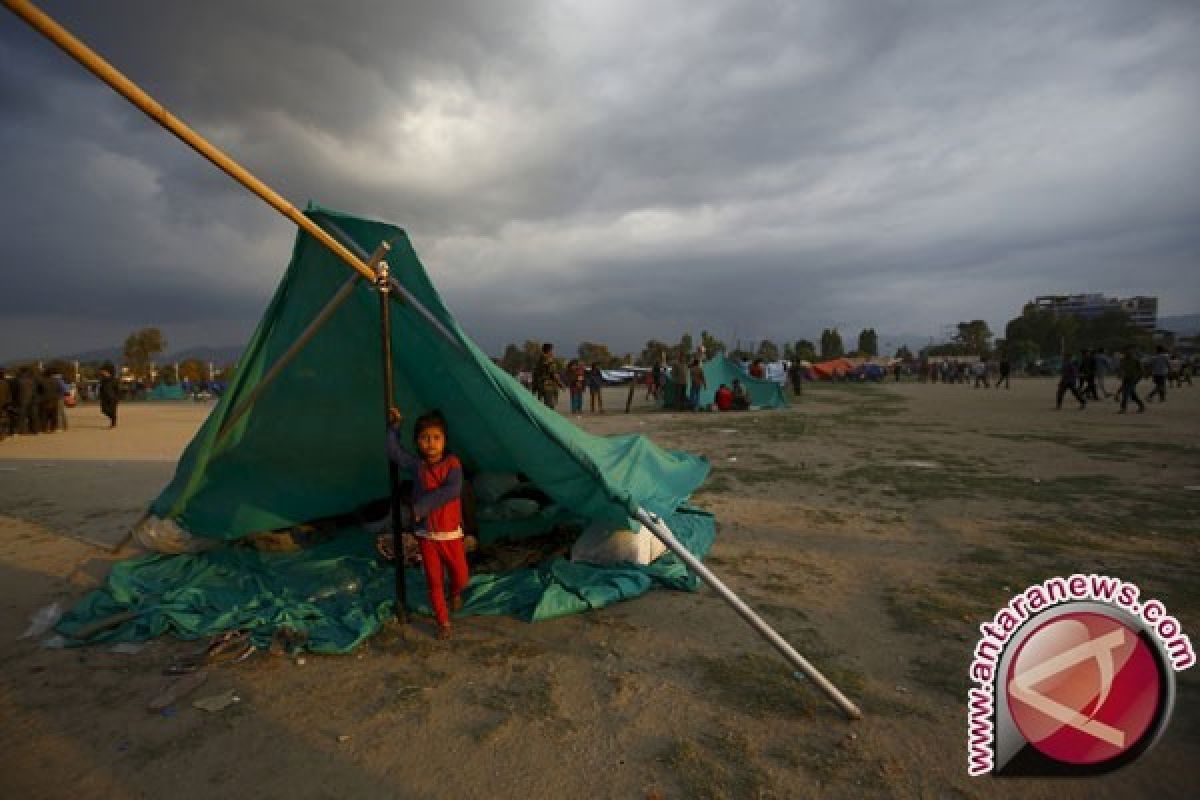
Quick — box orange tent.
[810,358,857,379]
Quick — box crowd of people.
[517,344,817,414]
[1056,345,1192,413]
[910,346,1194,413]
[0,363,120,439]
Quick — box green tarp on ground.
[56,507,715,651]
[58,206,716,648]
[665,356,788,409]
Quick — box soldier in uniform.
[533,343,563,410]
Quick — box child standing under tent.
[385,408,469,640]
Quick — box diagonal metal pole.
[214,239,392,444]
[634,507,863,720]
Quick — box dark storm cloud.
[1,0,1198,362]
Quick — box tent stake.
[376,261,408,624]
[634,507,863,720]
[2,0,377,283]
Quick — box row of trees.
[1003,306,1151,363]
[924,320,995,358]
[496,327,894,372]
[18,328,237,385]
[921,308,1152,363]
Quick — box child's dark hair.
[412,410,448,443]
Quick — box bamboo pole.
[2,0,376,283]
[634,508,863,720]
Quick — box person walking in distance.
[688,358,707,411]
[790,360,805,396]
[586,362,605,413]
[99,363,120,428]
[995,356,1011,390]
[1080,349,1099,401]
[0,367,11,438]
[566,359,586,415]
[15,368,38,434]
[1117,346,1145,414]
[1055,355,1087,411]
[1094,348,1111,399]
[1146,345,1169,403]
[972,360,990,389]
[533,343,563,411]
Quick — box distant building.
[1032,293,1157,331]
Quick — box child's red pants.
[417,537,469,626]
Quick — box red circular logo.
[1006,611,1161,765]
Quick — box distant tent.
[665,356,788,409]
[146,383,186,401]
[56,207,716,650]
[810,358,857,379]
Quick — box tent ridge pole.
[634,507,863,720]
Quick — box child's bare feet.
[436,624,452,640]
[450,595,464,613]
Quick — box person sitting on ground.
[385,408,469,640]
[731,379,750,411]
[714,383,733,412]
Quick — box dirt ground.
[1,378,1197,799]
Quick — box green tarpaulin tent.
[151,206,710,537]
[57,206,716,650]
[666,356,788,409]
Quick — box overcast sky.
[2,0,1198,361]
